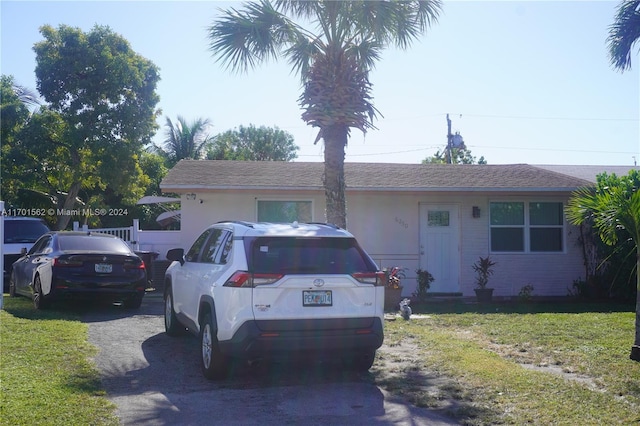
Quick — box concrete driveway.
[84,295,458,425]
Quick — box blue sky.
[2,0,639,166]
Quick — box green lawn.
[1,296,638,425]
[0,297,118,426]
[375,300,640,425]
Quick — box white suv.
[3,217,51,291]
[164,221,385,380]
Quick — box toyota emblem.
[313,279,325,288]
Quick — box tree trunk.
[631,246,640,362]
[322,124,348,229]
[55,181,81,231]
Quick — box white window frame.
[489,200,565,254]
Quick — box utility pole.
[446,113,453,164]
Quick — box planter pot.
[384,287,403,311]
[474,288,494,303]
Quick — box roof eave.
[161,185,589,192]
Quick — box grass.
[0,296,118,426]
[1,295,638,425]
[374,300,640,425]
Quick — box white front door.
[419,204,460,293]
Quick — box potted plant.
[384,266,405,311]
[413,268,434,302]
[472,256,496,302]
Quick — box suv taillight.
[352,271,386,286]
[224,271,252,287]
[223,271,283,288]
[252,273,283,286]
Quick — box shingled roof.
[160,160,595,192]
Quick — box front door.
[419,204,460,293]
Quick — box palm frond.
[348,0,442,49]
[13,83,42,107]
[207,0,303,73]
[607,0,640,71]
[284,32,323,80]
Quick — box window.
[490,202,563,253]
[201,229,226,264]
[530,202,563,252]
[249,237,376,275]
[185,229,212,262]
[201,230,233,264]
[257,200,312,222]
[428,210,450,227]
[29,236,52,255]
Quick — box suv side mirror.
[20,247,27,255]
[166,248,185,266]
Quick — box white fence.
[73,219,180,260]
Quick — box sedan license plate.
[95,263,113,273]
[303,290,332,307]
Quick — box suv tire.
[347,350,377,372]
[200,312,229,380]
[164,288,184,336]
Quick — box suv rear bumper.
[218,317,384,359]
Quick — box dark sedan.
[9,231,147,309]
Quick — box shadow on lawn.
[1,295,144,321]
[412,299,635,315]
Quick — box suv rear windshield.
[248,237,377,275]
[4,220,50,243]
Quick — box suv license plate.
[95,263,112,273]
[303,290,332,306]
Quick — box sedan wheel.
[33,276,50,310]
[124,294,143,309]
[9,275,17,298]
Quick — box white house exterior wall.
[177,190,327,251]
[347,191,585,298]
[175,189,585,299]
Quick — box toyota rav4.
[163,221,385,380]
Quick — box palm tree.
[207,0,442,228]
[13,83,41,109]
[566,171,640,362]
[607,0,640,71]
[158,116,213,167]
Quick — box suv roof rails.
[216,220,255,228]
[305,222,341,229]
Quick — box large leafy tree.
[156,116,214,167]
[32,24,160,230]
[566,171,640,362]
[607,0,640,71]
[206,124,298,161]
[207,0,441,228]
[423,146,487,165]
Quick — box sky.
[1,0,639,166]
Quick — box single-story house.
[160,160,639,298]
